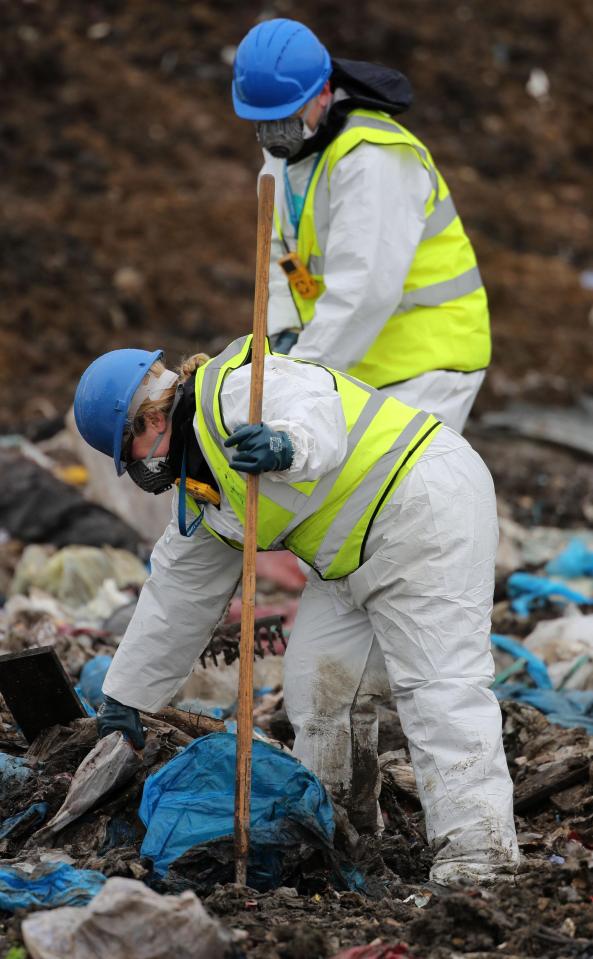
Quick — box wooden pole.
[234,173,275,885]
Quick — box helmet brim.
[232,65,331,121]
[112,349,164,475]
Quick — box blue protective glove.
[96,695,145,749]
[224,423,294,474]
[272,330,299,354]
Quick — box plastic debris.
[39,732,142,837]
[494,685,593,734]
[10,545,147,608]
[78,655,113,709]
[491,633,553,688]
[546,538,593,578]
[506,572,593,616]
[0,861,105,911]
[0,753,34,799]
[0,802,48,839]
[22,876,230,959]
[140,732,345,888]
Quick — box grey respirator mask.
[255,116,306,159]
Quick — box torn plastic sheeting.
[0,802,48,839]
[546,539,593,579]
[74,686,96,717]
[506,572,593,617]
[491,634,553,689]
[0,861,106,911]
[22,876,230,959]
[140,732,340,888]
[494,684,593,734]
[41,732,142,836]
[78,655,112,709]
[0,753,34,799]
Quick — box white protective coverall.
[103,355,518,884]
[263,95,485,434]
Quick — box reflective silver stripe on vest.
[314,410,429,575]
[422,193,458,240]
[269,381,380,547]
[307,116,453,277]
[397,265,483,312]
[201,336,251,442]
[259,475,309,513]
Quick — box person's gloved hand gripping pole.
[225,423,293,474]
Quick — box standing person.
[74,335,519,885]
[232,18,490,434]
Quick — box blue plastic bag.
[546,538,593,579]
[507,572,593,617]
[140,732,352,890]
[79,655,113,709]
[491,634,553,689]
[0,862,105,911]
[494,684,593,735]
[0,754,33,800]
[0,803,48,840]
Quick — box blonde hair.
[123,353,211,461]
[178,353,210,381]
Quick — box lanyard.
[177,445,204,537]
[283,156,320,237]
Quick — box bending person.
[74,336,518,885]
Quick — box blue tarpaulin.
[0,862,106,912]
[506,572,593,617]
[140,732,359,890]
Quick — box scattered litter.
[506,572,593,616]
[10,545,146,608]
[0,449,140,551]
[22,876,230,959]
[495,684,593,734]
[0,802,48,839]
[78,655,112,709]
[0,753,34,798]
[546,538,593,578]
[491,633,553,688]
[39,732,142,837]
[0,861,106,911]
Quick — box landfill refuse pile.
[0,427,592,957]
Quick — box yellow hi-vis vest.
[192,335,442,580]
[274,109,491,388]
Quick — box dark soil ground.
[1,0,592,433]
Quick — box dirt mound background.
[1,0,592,432]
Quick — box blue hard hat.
[232,19,332,121]
[74,348,163,475]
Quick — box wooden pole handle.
[234,173,275,885]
